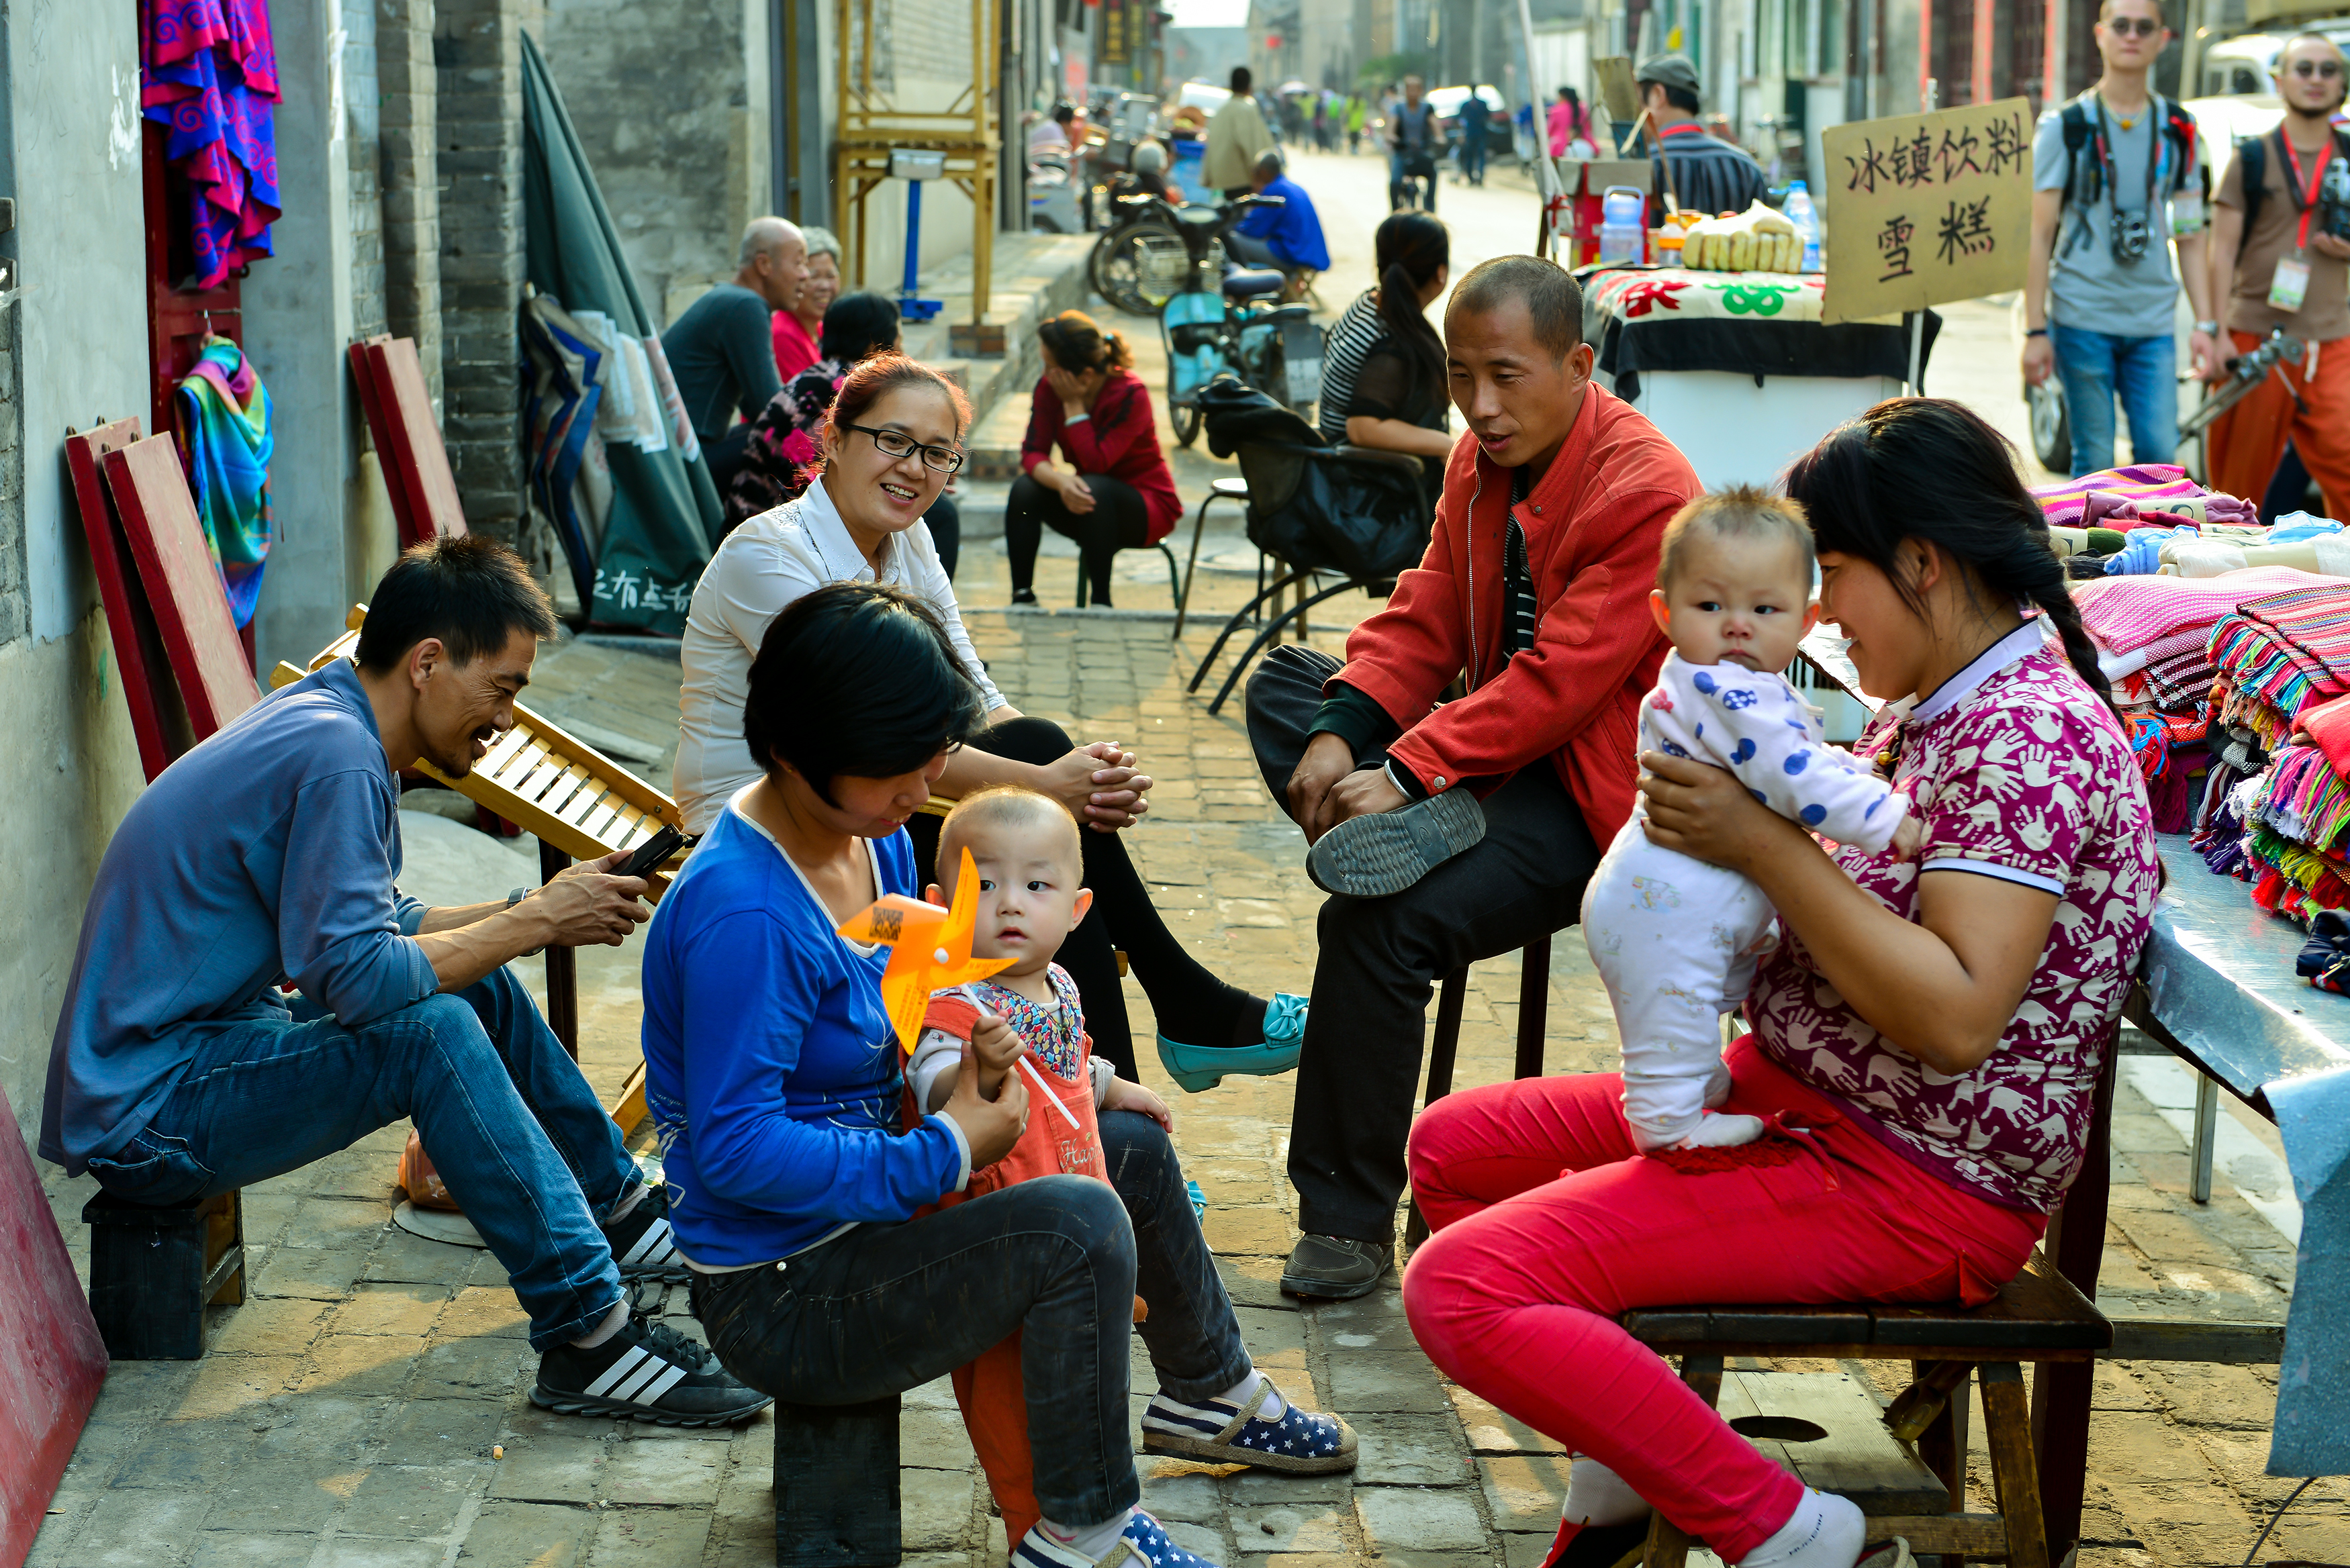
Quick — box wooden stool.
[81,1187,246,1359]
[1403,938,1552,1248]
[775,1393,902,1566]
[1621,1251,2110,1568]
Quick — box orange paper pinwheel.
[835,846,1015,1055]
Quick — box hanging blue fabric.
[174,334,274,628]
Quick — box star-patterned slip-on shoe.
[1009,1509,1225,1567]
[1138,1383,1358,1474]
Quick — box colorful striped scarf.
[2208,585,2350,742]
[175,335,273,628]
[2030,463,2259,528]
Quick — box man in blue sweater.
[42,536,765,1426]
[1226,151,1332,282]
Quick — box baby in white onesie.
[1587,487,1920,1153]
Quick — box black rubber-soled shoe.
[1307,789,1485,897]
[1532,1517,1652,1568]
[1278,1234,1393,1300]
[532,1316,772,1428]
[604,1183,689,1283]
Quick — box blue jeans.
[1460,128,1487,182]
[1390,150,1437,209]
[87,966,632,1350]
[690,1110,1250,1528]
[2049,322,2177,475]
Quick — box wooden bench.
[1622,1250,2110,1568]
[81,1189,246,1361]
[773,1395,903,1567]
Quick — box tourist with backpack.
[2202,33,2350,518]
[2022,0,2216,477]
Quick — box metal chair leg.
[1174,495,1215,639]
[1188,570,1311,694]
[1205,577,1369,715]
[1515,936,1549,1080]
[1158,543,1181,609]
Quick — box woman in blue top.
[642,583,1353,1568]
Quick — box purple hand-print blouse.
[1750,620,2161,1214]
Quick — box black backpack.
[2057,93,2200,207]
[2228,126,2350,258]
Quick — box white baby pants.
[1580,817,1777,1151]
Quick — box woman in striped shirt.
[1317,212,1454,489]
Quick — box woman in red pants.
[1402,401,2163,1568]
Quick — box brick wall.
[434,0,530,542]
[380,0,443,411]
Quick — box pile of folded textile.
[2224,693,2350,924]
[2032,464,2268,579]
[2073,568,2324,830]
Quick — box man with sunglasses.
[2200,34,2350,518]
[2024,0,2215,477]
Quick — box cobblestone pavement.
[30,619,2335,1568]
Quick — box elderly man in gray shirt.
[42,537,765,1428]
[662,215,809,491]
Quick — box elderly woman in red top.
[1006,311,1181,607]
[1401,399,2161,1568]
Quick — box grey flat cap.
[1635,52,1701,96]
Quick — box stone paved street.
[29,618,2338,1568]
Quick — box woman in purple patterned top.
[1399,400,2159,1568]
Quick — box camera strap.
[2091,93,2166,217]
[2277,128,2336,254]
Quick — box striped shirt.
[1652,121,1768,218]
[1318,290,1389,444]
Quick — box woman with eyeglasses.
[676,352,1307,1085]
[1004,311,1181,608]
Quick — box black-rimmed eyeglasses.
[842,422,966,475]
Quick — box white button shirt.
[673,478,1007,834]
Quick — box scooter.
[1159,194,1323,447]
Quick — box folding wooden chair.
[277,607,686,1128]
[65,421,262,779]
[350,335,469,546]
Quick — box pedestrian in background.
[1551,86,1595,158]
[1457,87,1491,186]
[1634,54,1765,217]
[1226,150,1331,285]
[1388,75,1444,211]
[2202,32,2350,515]
[2022,0,2212,476]
[771,226,841,385]
[663,215,807,491]
[1346,93,1367,154]
[1205,66,1276,197]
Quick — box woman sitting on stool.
[1318,211,1452,491]
[677,352,1306,1090]
[653,583,1353,1568]
[1006,311,1180,607]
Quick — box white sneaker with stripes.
[530,1316,771,1428]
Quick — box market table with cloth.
[1578,266,1938,488]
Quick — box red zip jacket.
[1019,369,1181,544]
[1331,383,1699,842]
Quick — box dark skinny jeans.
[1005,471,1149,604]
[690,1110,1248,1529]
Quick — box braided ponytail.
[1784,397,2121,718]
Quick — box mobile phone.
[616,825,691,880]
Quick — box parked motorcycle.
[1158,194,1323,448]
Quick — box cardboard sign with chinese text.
[1820,98,2031,325]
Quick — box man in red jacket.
[1246,255,1700,1298]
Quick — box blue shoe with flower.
[1154,993,1308,1093]
[1139,1377,1358,1474]
[1010,1509,1224,1567]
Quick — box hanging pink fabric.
[140,0,282,289]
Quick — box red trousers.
[2208,329,2350,520]
[1401,1036,2046,1560]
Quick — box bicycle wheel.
[1093,223,1188,316]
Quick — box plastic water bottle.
[1785,181,1821,273]
[1597,185,1646,265]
